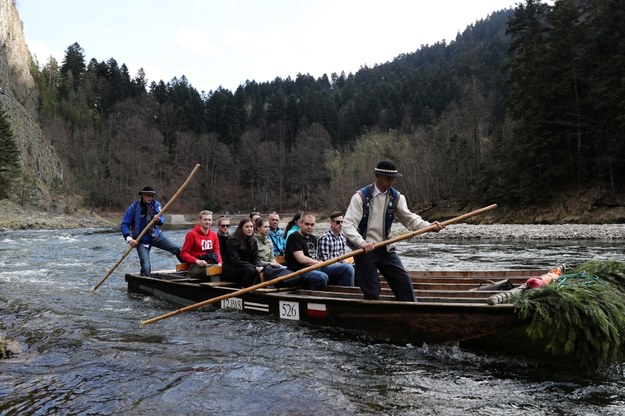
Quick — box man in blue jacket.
[267,211,286,256]
[121,186,181,276]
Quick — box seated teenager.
[318,211,351,261]
[180,210,222,278]
[254,218,281,268]
[250,211,261,223]
[284,211,304,240]
[222,219,261,287]
[254,217,295,286]
[217,216,231,250]
[285,212,354,290]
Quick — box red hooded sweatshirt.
[180,224,223,264]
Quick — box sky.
[17,0,520,93]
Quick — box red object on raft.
[525,265,565,289]
[525,277,548,288]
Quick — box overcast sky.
[17,0,519,92]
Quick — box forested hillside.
[26,0,625,215]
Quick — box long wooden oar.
[93,164,201,292]
[140,203,497,326]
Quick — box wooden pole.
[92,164,202,292]
[140,204,497,326]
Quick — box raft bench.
[175,256,287,282]
[174,255,353,284]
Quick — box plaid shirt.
[317,229,348,261]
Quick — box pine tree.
[0,104,21,199]
[59,42,86,98]
[502,0,552,201]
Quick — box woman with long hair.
[254,217,299,287]
[222,218,261,287]
[254,218,280,268]
[284,210,304,240]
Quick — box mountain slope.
[0,0,64,205]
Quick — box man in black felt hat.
[343,160,444,301]
[120,186,181,276]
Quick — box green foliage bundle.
[515,261,625,370]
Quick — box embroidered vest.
[356,184,399,241]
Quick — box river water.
[1,227,625,415]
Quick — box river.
[1,227,624,415]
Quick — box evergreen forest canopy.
[24,0,625,214]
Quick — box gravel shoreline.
[418,223,625,240]
[311,222,625,240]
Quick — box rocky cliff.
[0,0,64,203]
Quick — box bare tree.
[289,123,332,210]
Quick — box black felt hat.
[374,160,402,177]
[138,186,157,195]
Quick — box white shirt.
[343,183,430,246]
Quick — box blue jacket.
[120,199,165,244]
[268,228,286,256]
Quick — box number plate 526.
[279,301,299,320]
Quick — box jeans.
[320,263,355,286]
[298,270,328,290]
[354,247,415,301]
[298,262,355,290]
[136,232,181,276]
[275,273,303,288]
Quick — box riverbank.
[417,223,625,240]
[2,198,625,240]
[0,199,115,231]
[3,183,625,232]
[420,186,625,225]
[0,195,625,240]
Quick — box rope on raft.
[555,271,602,287]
